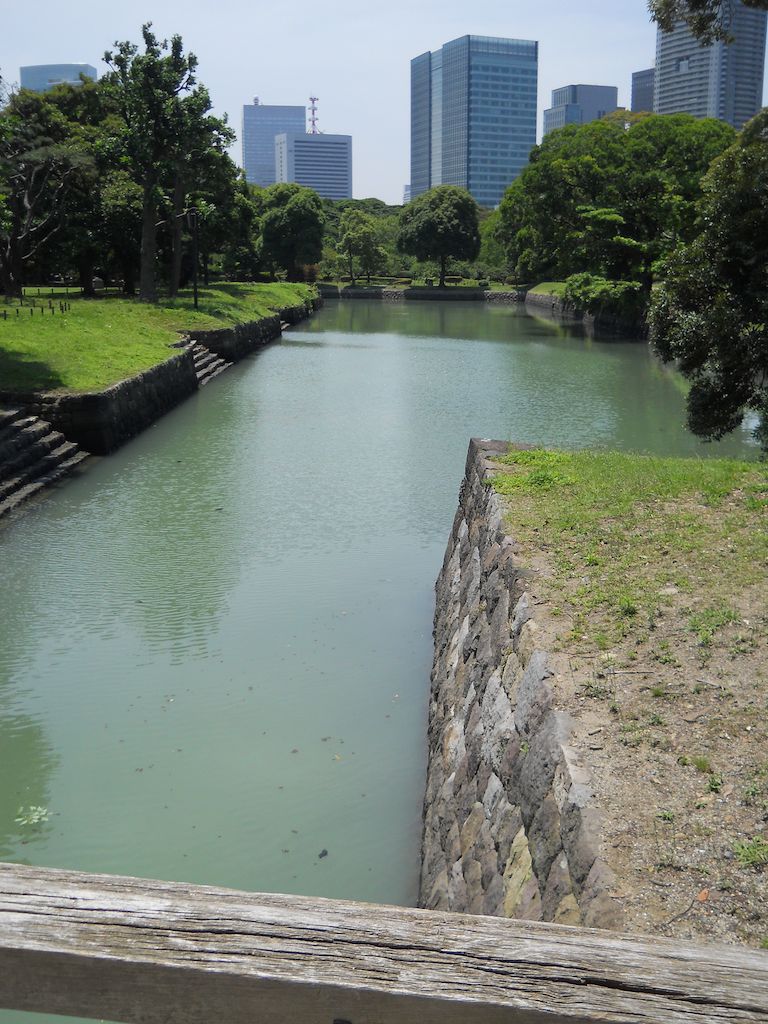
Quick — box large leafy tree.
[0,88,91,297]
[259,183,324,280]
[165,90,234,297]
[649,0,768,42]
[649,110,768,451]
[497,113,734,290]
[338,208,385,284]
[103,24,199,302]
[397,186,480,288]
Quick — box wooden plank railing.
[0,862,766,1023]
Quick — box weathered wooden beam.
[0,862,766,1024]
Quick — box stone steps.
[191,344,232,387]
[0,409,89,520]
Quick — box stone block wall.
[26,349,199,455]
[187,316,282,362]
[419,439,620,929]
[4,298,322,456]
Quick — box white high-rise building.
[654,1,767,129]
[275,132,352,200]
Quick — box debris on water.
[318,849,328,859]
[291,748,299,754]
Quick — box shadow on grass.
[0,345,66,396]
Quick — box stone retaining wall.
[187,316,281,362]
[17,349,199,455]
[419,439,620,930]
[317,285,522,303]
[525,291,648,338]
[2,298,321,455]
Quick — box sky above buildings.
[4,0,767,203]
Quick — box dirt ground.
[499,485,768,949]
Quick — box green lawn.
[527,281,568,297]
[0,282,314,393]
[492,447,767,647]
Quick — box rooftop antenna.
[309,96,319,134]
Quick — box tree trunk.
[0,243,23,299]
[169,172,185,298]
[139,182,158,303]
[439,255,447,289]
[347,248,355,286]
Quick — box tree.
[397,186,480,288]
[649,110,768,451]
[103,24,199,302]
[649,0,768,43]
[0,88,90,297]
[259,183,324,280]
[338,208,385,284]
[165,91,234,297]
[496,113,734,290]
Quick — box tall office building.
[631,68,656,112]
[242,99,306,187]
[410,35,538,209]
[20,64,96,92]
[654,1,767,128]
[543,84,619,136]
[275,132,352,200]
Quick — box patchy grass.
[733,836,768,868]
[0,282,314,393]
[492,448,767,647]
[490,445,768,946]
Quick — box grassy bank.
[491,446,768,945]
[492,447,766,647]
[527,281,567,297]
[0,282,314,394]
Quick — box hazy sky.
[4,1,766,203]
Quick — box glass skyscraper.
[654,1,767,129]
[543,84,619,136]
[410,35,538,209]
[242,99,307,187]
[20,64,97,92]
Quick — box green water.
[0,301,756,1023]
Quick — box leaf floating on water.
[318,849,328,859]
[332,754,342,761]
[15,806,48,827]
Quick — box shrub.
[564,272,646,321]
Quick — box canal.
[0,300,756,1023]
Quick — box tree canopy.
[103,24,202,302]
[649,109,768,451]
[649,0,768,43]
[397,186,480,288]
[496,112,735,291]
[0,27,272,300]
[259,183,325,281]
